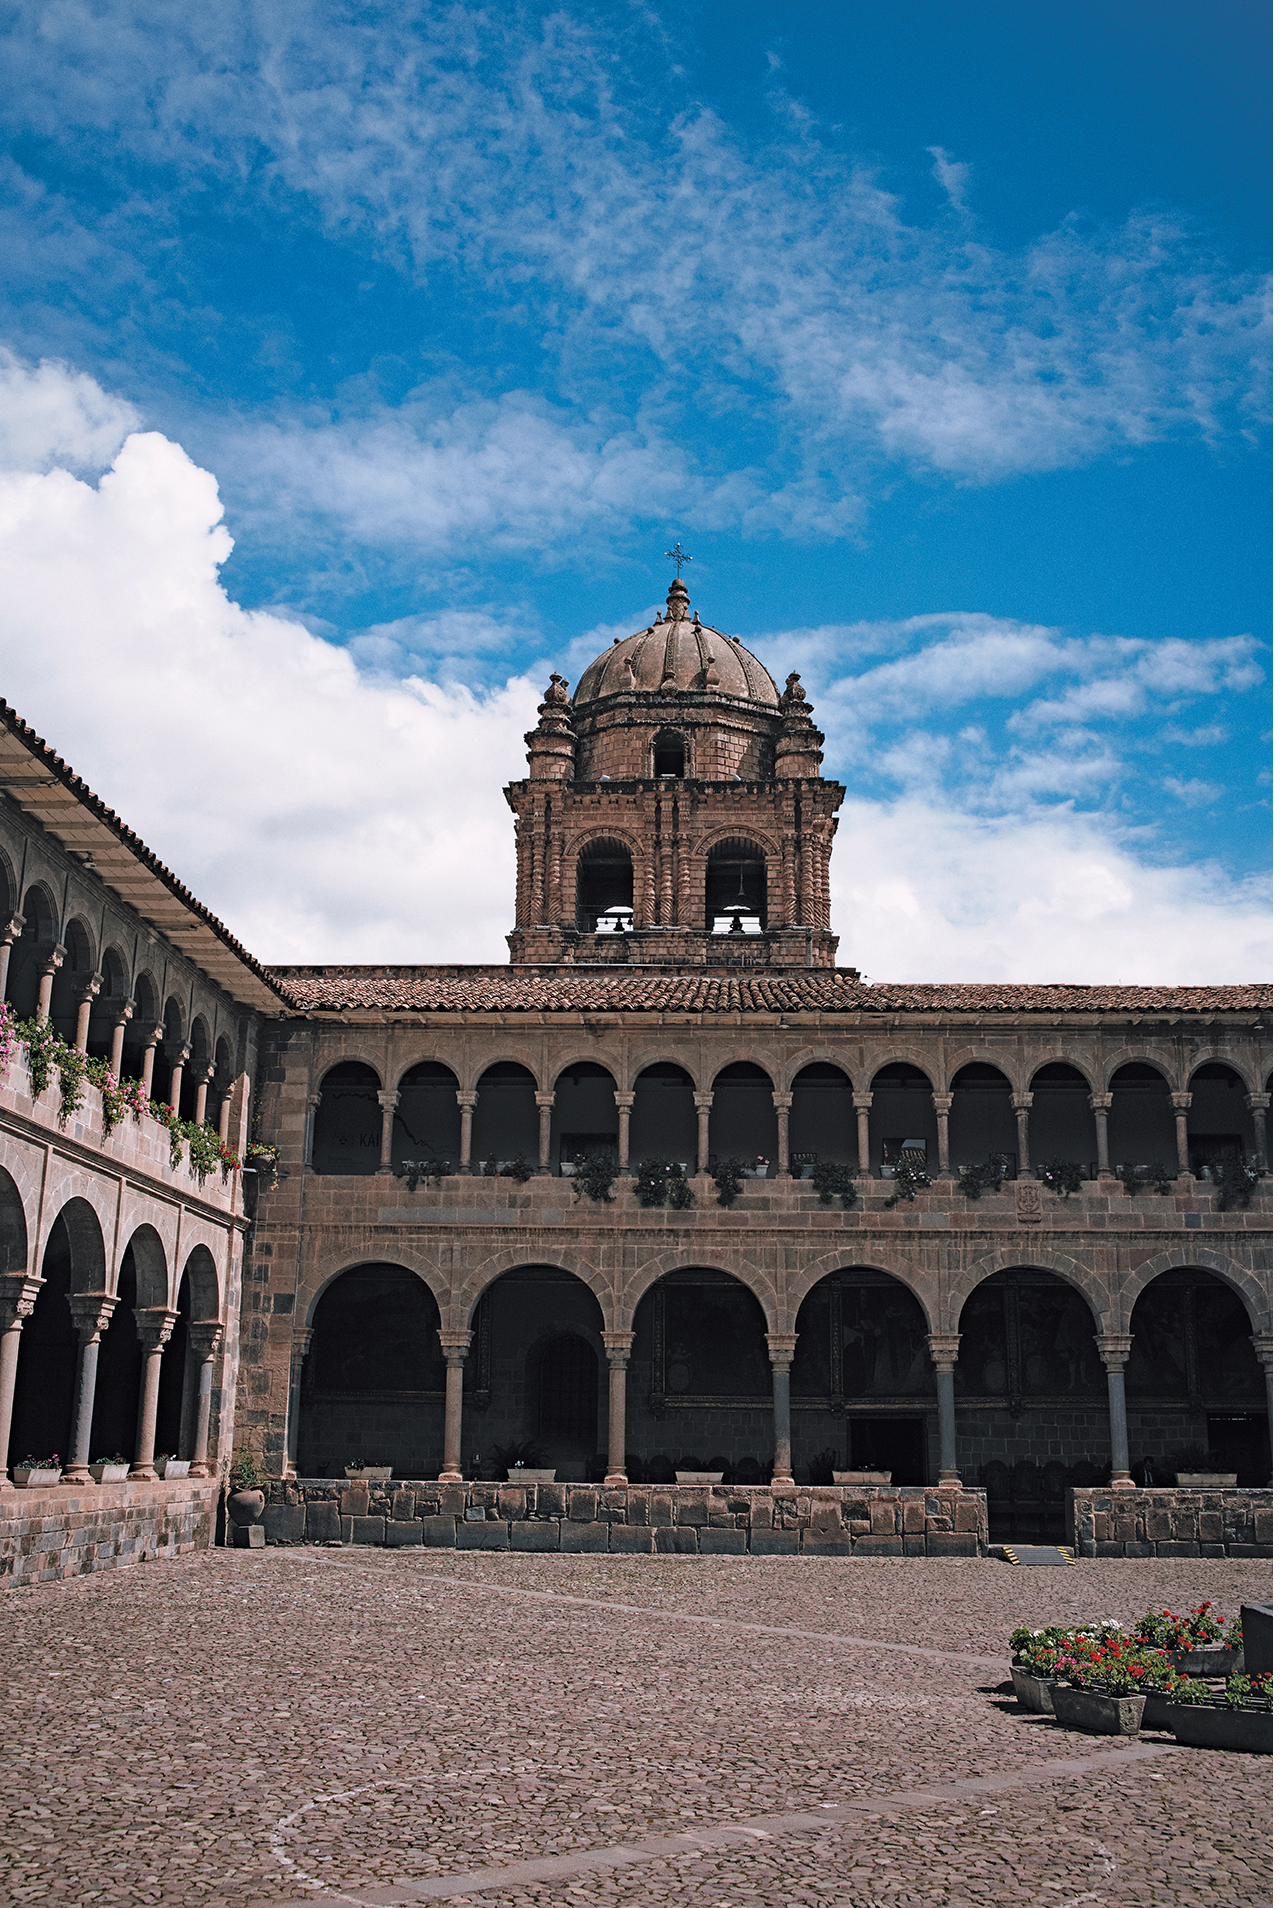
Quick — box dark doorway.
[1207,1412,1271,1487]
[849,1416,926,1485]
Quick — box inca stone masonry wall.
[264,1479,988,1557]
[0,1481,219,1588]
[1070,1486,1272,1559]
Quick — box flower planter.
[1175,1472,1237,1486]
[833,1470,892,1484]
[89,1462,130,1484]
[1140,1688,1182,1731]
[1011,1667,1056,1714]
[13,1466,62,1490]
[1165,1645,1244,1678]
[751,1165,769,1177]
[676,1471,723,1484]
[1050,1685,1146,1736]
[345,1466,392,1480]
[1169,1701,1273,1754]
[153,1458,190,1479]
[507,1468,555,1482]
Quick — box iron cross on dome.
[664,540,693,573]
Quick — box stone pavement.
[0,1550,1271,1906]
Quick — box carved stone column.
[772,1092,792,1175]
[108,1000,133,1077]
[456,1092,477,1171]
[187,1323,224,1477]
[535,1092,556,1173]
[35,943,65,1021]
[852,1093,873,1176]
[64,1293,117,1481]
[281,1325,310,1480]
[139,1023,165,1100]
[0,1276,44,1486]
[1251,1333,1272,1441]
[1010,1093,1034,1178]
[192,1063,216,1128]
[694,1092,714,1174]
[927,1334,962,1483]
[218,1087,235,1146]
[1094,1334,1135,1487]
[438,1329,473,1482]
[602,1330,633,1485]
[130,1310,178,1480]
[932,1094,953,1178]
[74,973,102,1053]
[0,913,24,1001]
[1169,1091,1192,1176]
[766,1333,798,1485]
[1090,1093,1113,1177]
[1248,1095,1272,1169]
[303,1090,322,1169]
[614,1093,634,1173]
[167,1043,190,1114]
[377,1090,399,1174]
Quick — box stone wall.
[0,1480,219,1588]
[264,1478,987,1557]
[1069,1486,1272,1559]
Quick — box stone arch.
[312,1060,383,1175]
[784,1049,855,1091]
[783,1248,938,1334]
[119,1223,169,1311]
[693,823,781,860]
[1028,1060,1095,1172]
[1181,1047,1255,1092]
[550,1058,618,1174]
[0,845,16,920]
[945,1248,1110,1335]
[869,1059,939,1176]
[299,1261,448,1479]
[457,1247,612,1333]
[702,833,772,932]
[857,1048,942,1092]
[8,881,59,1020]
[8,1206,81,1468]
[41,1166,115,1263]
[548,1052,619,1090]
[0,1161,29,1274]
[181,1243,221,1322]
[51,1195,107,1294]
[462,1051,544,1094]
[947,1051,1014,1089]
[573,834,636,934]
[393,1059,462,1172]
[470,1059,540,1168]
[710,1058,777,1167]
[300,1250,450,1333]
[628,1059,698,1166]
[394,1055,459,1094]
[314,1048,385,1089]
[787,1061,858,1171]
[1101,1047,1178,1092]
[626,1049,702,1092]
[621,1250,778,1335]
[1118,1248,1269,1338]
[1018,1048,1103,1095]
[709,1047,786,1093]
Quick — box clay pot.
[227,1488,265,1527]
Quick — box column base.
[1109,1472,1137,1489]
[61,1466,92,1484]
[438,1468,463,1484]
[603,1470,628,1487]
[936,1468,961,1485]
[770,1477,796,1493]
[128,1466,157,1481]
[188,1462,212,1479]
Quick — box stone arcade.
[0,578,1272,1580]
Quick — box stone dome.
[573,579,779,707]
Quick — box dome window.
[651,731,687,778]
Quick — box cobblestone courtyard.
[0,1550,1271,1907]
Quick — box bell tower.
[505,578,845,968]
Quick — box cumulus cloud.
[0,344,139,473]
[928,146,970,214]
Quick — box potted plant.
[811,1160,858,1208]
[1136,1604,1244,1676]
[1048,1632,1171,1735]
[1009,1625,1075,1714]
[492,1438,552,1482]
[154,1453,191,1479]
[89,1454,130,1483]
[1166,1673,1273,1753]
[751,1155,770,1177]
[13,1454,62,1488]
[226,1447,266,1528]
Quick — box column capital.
[78,972,103,1003]
[1088,1092,1113,1114]
[190,1322,225,1361]
[693,1091,715,1109]
[41,942,66,974]
[851,1092,873,1112]
[612,1091,635,1109]
[931,1093,953,1114]
[771,1091,793,1110]
[307,1090,323,1109]
[376,1090,400,1110]
[534,1091,557,1108]
[765,1331,798,1369]
[602,1328,634,1367]
[455,1090,478,1108]
[1009,1091,1034,1112]
[143,1021,165,1045]
[1168,1090,1193,1112]
[1247,1093,1272,1114]
[927,1333,962,1369]
[1094,1332,1133,1374]
[135,1307,179,1352]
[0,1273,45,1330]
[110,997,135,1026]
[0,912,24,946]
[1250,1331,1272,1372]
[438,1327,473,1366]
[67,1292,116,1338]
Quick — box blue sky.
[0,1,1270,975]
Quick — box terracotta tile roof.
[268,966,1272,1017]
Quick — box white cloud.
[1162,775,1223,808]
[0,344,139,473]
[928,147,970,214]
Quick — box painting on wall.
[957,1283,1009,1396]
[1126,1283,1189,1396]
[1195,1284,1268,1401]
[841,1284,931,1395]
[658,1276,772,1399]
[1016,1284,1106,1396]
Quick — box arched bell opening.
[1187,1062,1254,1178]
[576,840,633,934]
[463,1267,604,1480]
[956,1269,1108,1540]
[870,1063,936,1178]
[710,1061,775,1173]
[1028,1063,1094,1176]
[551,1060,617,1176]
[627,1269,772,1481]
[791,1270,932,1484]
[472,1062,539,1175]
[630,1062,697,1169]
[312,1062,382,1175]
[948,1063,1016,1174]
[651,730,687,778]
[299,1265,445,1478]
[706,839,766,934]
[1126,1268,1270,1485]
[393,1062,461,1174]
[1107,1063,1178,1178]
[787,1062,856,1175]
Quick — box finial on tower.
[664,539,693,574]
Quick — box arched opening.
[299,1265,445,1478]
[393,1062,461,1173]
[472,1062,538,1174]
[122,973,159,1086]
[186,1017,211,1123]
[1127,1269,1269,1485]
[957,1269,1108,1538]
[1187,1063,1255,1177]
[651,730,687,779]
[791,1270,932,1483]
[787,1062,856,1175]
[7,1210,80,1469]
[710,1061,775,1172]
[160,998,187,1114]
[1107,1063,1177,1178]
[576,839,633,934]
[1028,1062,1094,1175]
[212,1036,235,1130]
[628,1270,772,1482]
[464,1267,603,1480]
[312,1062,382,1175]
[948,1063,1016,1174]
[705,839,767,934]
[155,1266,191,1464]
[0,1166,27,1276]
[90,1245,143,1464]
[49,917,95,1046]
[9,885,58,1022]
[551,1060,617,1175]
[87,947,130,1061]
[630,1062,697,1169]
[870,1063,935,1178]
